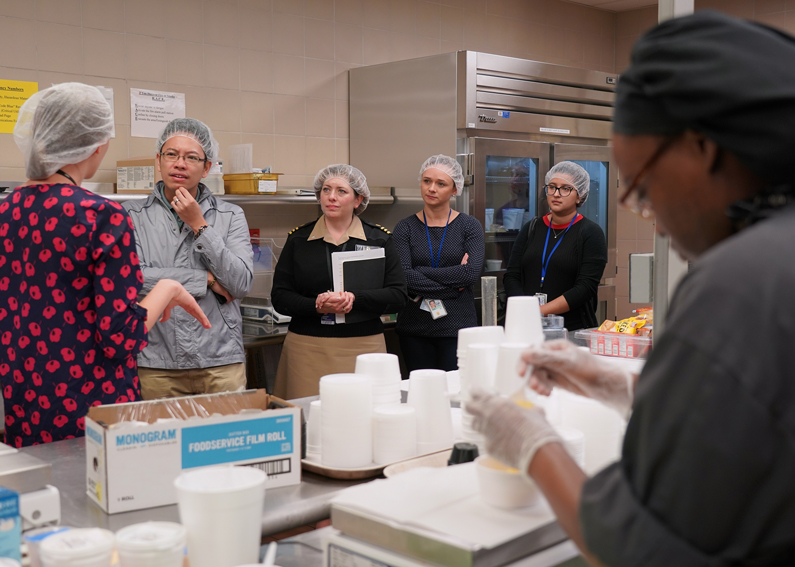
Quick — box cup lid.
[40,528,115,559]
[116,522,187,551]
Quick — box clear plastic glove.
[519,339,635,418]
[466,388,562,475]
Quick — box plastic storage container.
[223,172,280,195]
[574,328,651,358]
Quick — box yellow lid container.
[223,173,280,195]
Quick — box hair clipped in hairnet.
[419,154,464,192]
[156,117,219,163]
[14,83,114,180]
[546,161,590,206]
[313,164,371,215]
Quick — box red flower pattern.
[0,184,148,447]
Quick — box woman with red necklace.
[503,161,607,331]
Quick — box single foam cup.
[355,352,401,380]
[408,369,453,453]
[40,528,115,567]
[115,522,186,567]
[174,465,266,567]
[504,296,544,344]
[465,343,499,392]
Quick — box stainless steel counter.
[18,396,367,537]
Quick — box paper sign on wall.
[0,80,38,134]
[130,88,185,138]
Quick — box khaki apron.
[274,331,387,399]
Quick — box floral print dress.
[0,184,148,447]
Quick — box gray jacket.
[124,182,253,369]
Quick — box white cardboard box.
[85,390,302,514]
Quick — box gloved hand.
[466,388,562,475]
[520,339,636,418]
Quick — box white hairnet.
[156,117,218,163]
[313,164,370,215]
[545,161,590,205]
[419,154,464,192]
[14,83,114,180]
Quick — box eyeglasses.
[544,184,575,197]
[159,151,207,165]
[619,136,679,218]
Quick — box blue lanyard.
[423,209,451,269]
[540,214,578,288]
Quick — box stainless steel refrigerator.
[350,51,619,322]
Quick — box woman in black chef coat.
[503,161,606,331]
[468,12,795,566]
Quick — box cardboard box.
[85,390,302,514]
[116,156,161,193]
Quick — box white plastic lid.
[40,528,115,559]
[115,522,186,552]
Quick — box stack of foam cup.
[306,400,321,459]
[372,405,417,465]
[494,342,530,396]
[457,326,504,393]
[465,343,499,391]
[504,296,544,345]
[355,353,402,408]
[320,373,373,467]
[459,400,486,454]
[407,369,454,455]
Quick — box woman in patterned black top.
[393,155,484,372]
[0,83,208,446]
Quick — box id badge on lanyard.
[540,214,578,288]
[423,210,452,320]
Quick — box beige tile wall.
[0,0,617,189]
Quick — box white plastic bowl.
[475,455,540,509]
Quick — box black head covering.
[614,11,795,186]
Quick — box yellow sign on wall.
[0,80,38,134]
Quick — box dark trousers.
[399,335,458,373]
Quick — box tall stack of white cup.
[306,400,322,459]
[407,369,454,454]
[372,405,417,465]
[174,466,266,567]
[320,373,373,467]
[457,326,504,393]
[465,343,499,391]
[355,353,402,408]
[115,522,186,567]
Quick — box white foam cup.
[494,343,530,396]
[408,369,454,453]
[373,406,417,465]
[40,528,115,567]
[465,343,499,392]
[174,465,266,567]
[320,373,373,467]
[504,296,544,344]
[355,352,401,379]
[116,522,186,567]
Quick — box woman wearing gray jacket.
[125,118,253,399]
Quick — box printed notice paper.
[0,80,38,134]
[130,88,186,138]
